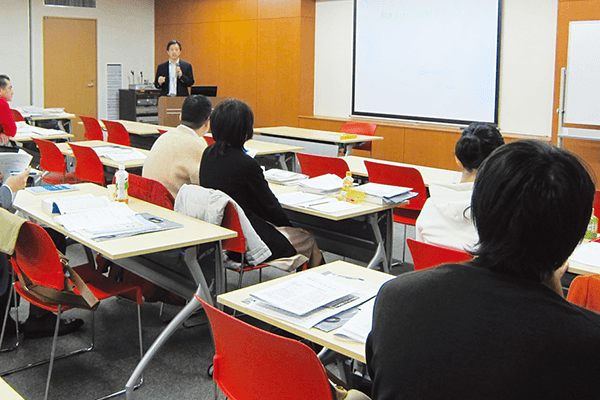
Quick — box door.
[43,17,97,141]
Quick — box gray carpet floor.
[2,225,415,399]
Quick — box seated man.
[142,94,211,198]
[366,140,600,400]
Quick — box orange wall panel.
[258,0,302,19]
[404,128,461,170]
[219,20,258,107]
[256,18,301,127]
[155,0,221,25]
[299,16,315,116]
[190,22,221,85]
[219,0,258,21]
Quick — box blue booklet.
[25,184,80,194]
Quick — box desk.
[343,155,461,186]
[10,125,74,144]
[254,126,383,156]
[15,108,77,133]
[270,183,397,273]
[14,183,237,400]
[217,261,394,363]
[0,378,23,400]
[56,140,149,170]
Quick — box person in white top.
[415,122,505,251]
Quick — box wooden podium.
[159,96,228,126]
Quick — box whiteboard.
[564,21,600,126]
[353,0,501,125]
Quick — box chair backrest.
[79,115,104,141]
[220,201,246,254]
[13,221,65,290]
[594,190,600,219]
[10,109,25,122]
[113,173,175,210]
[32,138,67,175]
[567,274,600,313]
[68,142,106,185]
[102,120,131,146]
[157,129,168,135]
[364,160,427,211]
[407,238,473,271]
[197,296,333,400]
[341,122,377,152]
[204,135,215,145]
[296,153,349,179]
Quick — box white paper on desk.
[569,241,600,268]
[45,194,111,215]
[54,201,138,232]
[244,288,376,329]
[250,271,355,316]
[333,298,375,343]
[92,146,146,161]
[15,121,34,134]
[275,192,325,206]
[30,127,64,137]
[0,151,32,184]
[308,198,360,213]
[298,174,343,193]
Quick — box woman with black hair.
[415,122,505,250]
[199,99,322,268]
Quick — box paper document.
[250,271,355,316]
[0,151,32,184]
[333,298,376,343]
[356,182,411,198]
[275,192,326,206]
[92,146,146,161]
[264,168,309,185]
[569,241,600,268]
[298,174,343,194]
[308,198,361,213]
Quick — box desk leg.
[366,211,392,273]
[183,246,214,307]
[125,285,204,400]
[343,144,355,157]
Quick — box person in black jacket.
[199,98,322,268]
[366,140,600,400]
[154,40,194,97]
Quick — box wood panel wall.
[154,0,315,128]
[552,0,600,184]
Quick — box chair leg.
[0,284,20,353]
[44,305,62,400]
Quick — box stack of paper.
[243,271,380,329]
[264,168,309,185]
[298,174,343,194]
[333,299,375,343]
[48,194,159,240]
[0,151,32,184]
[355,182,418,205]
[92,146,146,161]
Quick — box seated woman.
[199,99,322,268]
[415,122,504,250]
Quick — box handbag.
[14,250,99,310]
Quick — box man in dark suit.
[154,40,194,97]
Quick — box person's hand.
[158,76,166,84]
[176,67,182,78]
[4,167,30,193]
[0,133,9,145]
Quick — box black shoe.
[24,313,84,339]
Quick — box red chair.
[204,134,215,145]
[126,174,175,209]
[32,138,78,184]
[365,160,427,263]
[593,190,600,219]
[157,129,168,135]
[296,153,349,179]
[341,121,377,156]
[78,115,104,141]
[406,238,473,271]
[102,119,131,146]
[567,274,600,314]
[68,143,106,185]
[221,202,306,290]
[10,109,25,122]
[197,296,336,400]
[1,222,144,400]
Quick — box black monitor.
[190,86,218,97]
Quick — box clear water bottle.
[115,165,129,204]
[340,171,354,199]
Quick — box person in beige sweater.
[142,95,212,197]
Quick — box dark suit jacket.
[154,60,194,97]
